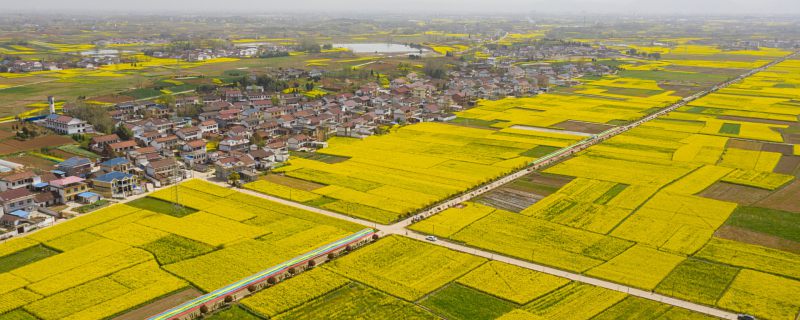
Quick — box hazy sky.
[6,0,800,15]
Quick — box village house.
[136,131,161,146]
[48,176,89,203]
[0,188,38,214]
[34,191,58,208]
[92,171,139,198]
[56,157,94,178]
[213,154,258,182]
[145,158,182,186]
[180,140,208,166]
[106,140,137,157]
[176,126,202,141]
[89,134,120,153]
[287,134,323,151]
[248,148,279,169]
[151,135,180,151]
[144,105,171,119]
[144,118,173,134]
[41,114,93,135]
[200,120,219,136]
[218,137,249,152]
[98,157,134,174]
[0,171,40,192]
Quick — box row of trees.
[626,49,662,59]
[66,103,116,134]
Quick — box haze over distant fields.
[5,0,800,15]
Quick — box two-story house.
[199,120,219,136]
[41,114,93,135]
[151,135,179,151]
[0,171,40,191]
[180,140,208,166]
[213,154,258,182]
[105,140,137,157]
[218,137,249,152]
[92,171,138,198]
[98,157,134,174]
[89,134,120,153]
[48,176,89,203]
[145,158,182,186]
[176,126,203,141]
[0,188,37,214]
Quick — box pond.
[334,43,427,54]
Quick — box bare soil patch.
[1,154,57,171]
[756,180,800,213]
[658,84,700,97]
[263,173,325,191]
[715,226,800,254]
[0,130,15,140]
[774,155,800,175]
[700,182,771,205]
[726,139,761,151]
[476,187,542,213]
[717,115,796,126]
[552,120,614,134]
[113,287,202,320]
[506,172,574,197]
[761,142,795,155]
[0,135,74,155]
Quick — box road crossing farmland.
[192,51,799,320]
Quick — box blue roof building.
[76,191,101,204]
[56,157,93,178]
[94,171,134,183]
[92,171,138,198]
[99,157,130,167]
[98,157,132,174]
[8,210,30,219]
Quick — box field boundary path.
[197,50,800,319]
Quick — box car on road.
[425,236,438,242]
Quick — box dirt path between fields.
[113,287,202,320]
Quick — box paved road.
[204,178,389,229]
[400,230,739,320]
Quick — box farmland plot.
[0,179,365,318]
[324,236,485,301]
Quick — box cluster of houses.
[0,59,62,73]
[0,55,123,73]
[0,147,182,237]
[149,42,291,61]
[480,38,620,60]
[0,159,112,238]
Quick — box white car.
[425,236,438,242]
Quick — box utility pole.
[172,163,184,215]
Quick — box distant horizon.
[3,0,800,16]
[4,11,800,18]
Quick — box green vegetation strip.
[0,245,59,273]
[723,206,800,243]
[127,197,198,217]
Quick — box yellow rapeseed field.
[456,261,569,304]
